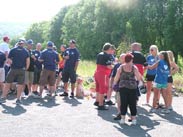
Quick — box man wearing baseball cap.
[38,41,59,98]
[0,38,30,105]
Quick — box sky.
[0,0,80,23]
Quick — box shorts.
[153,82,167,89]
[62,70,76,83]
[94,72,109,94]
[33,68,42,84]
[39,69,56,86]
[168,76,173,83]
[6,69,25,84]
[145,74,155,81]
[24,71,34,84]
[0,68,5,82]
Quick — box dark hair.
[103,43,112,51]
[125,53,134,63]
[161,51,170,69]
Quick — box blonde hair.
[150,45,159,56]
[167,50,175,62]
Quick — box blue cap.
[27,39,34,45]
[47,41,53,47]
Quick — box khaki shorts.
[39,69,56,86]
[6,69,25,84]
[24,71,34,84]
[0,68,5,82]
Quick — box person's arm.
[134,66,142,81]
[147,61,159,70]
[74,61,79,71]
[26,57,30,70]
[38,52,44,62]
[171,62,179,75]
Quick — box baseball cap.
[69,39,76,44]
[18,38,26,44]
[3,36,10,41]
[27,39,34,45]
[47,41,54,47]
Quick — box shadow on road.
[22,96,60,108]
[1,104,26,116]
[63,97,82,106]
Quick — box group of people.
[0,36,179,126]
[94,42,178,125]
[0,36,80,104]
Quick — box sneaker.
[161,109,170,114]
[60,92,68,97]
[0,98,6,104]
[150,108,157,113]
[114,114,121,120]
[119,119,125,125]
[93,101,99,106]
[168,106,173,111]
[105,100,115,105]
[98,105,108,110]
[132,119,137,125]
[16,99,22,105]
[70,92,74,98]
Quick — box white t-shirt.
[0,42,10,53]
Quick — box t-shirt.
[154,60,170,84]
[27,49,35,72]
[64,48,80,71]
[40,48,59,71]
[0,42,10,54]
[8,46,29,69]
[95,52,112,76]
[146,55,158,75]
[131,51,147,75]
[58,52,65,69]
[110,63,121,78]
[0,51,6,68]
[32,50,42,70]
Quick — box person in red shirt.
[94,43,114,110]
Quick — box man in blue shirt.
[39,41,59,98]
[60,40,80,98]
[0,38,30,105]
[32,43,42,97]
[0,51,6,91]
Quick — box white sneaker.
[168,106,173,111]
[119,119,125,125]
[132,119,137,125]
[161,109,170,114]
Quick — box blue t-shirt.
[32,50,42,70]
[8,46,29,69]
[146,55,158,75]
[0,51,6,68]
[154,60,170,84]
[64,48,80,71]
[110,63,121,78]
[40,48,59,71]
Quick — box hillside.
[0,22,31,39]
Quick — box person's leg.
[106,77,114,102]
[70,70,77,97]
[48,71,56,96]
[16,84,23,100]
[119,88,128,119]
[0,68,5,91]
[60,70,69,96]
[128,89,137,120]
[1,83,11,98]
[39,69,48,96]
[152,88,160,108]
[146,81,153,104]
[167,83,172,107]
[161,88,168,108]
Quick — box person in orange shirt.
[56,45,66,89]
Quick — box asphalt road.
[0,92,183,137]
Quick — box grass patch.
[173,73,183,92]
